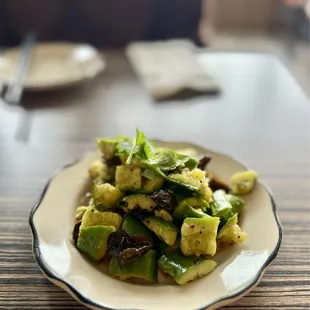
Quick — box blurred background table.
[0,51,309,309]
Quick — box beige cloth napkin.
[126,40,220,100]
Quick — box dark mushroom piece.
[197,156,211,171]
[107,230,153,267]
[104,156,122,167]
[72,220,82,245]
[150,190,177,213]
[207,173,230,192]
[130,209,150,220]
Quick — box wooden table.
[0,51,309,309]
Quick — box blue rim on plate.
[29,152,283,310]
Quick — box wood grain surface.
[0,51,309,310]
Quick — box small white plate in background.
[0,42,105,91]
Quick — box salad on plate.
[72,130,257,285]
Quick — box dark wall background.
[0,0,203,47]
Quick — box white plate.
[0,42,105,91]
[29,141,282,310]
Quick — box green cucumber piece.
[217,214,247,244]
[172,201,205,221]
[142,177,165,194]
[96,138,118,159]
[88,160,108,182]
[184,197,209,212]
[158,249,217,285]
[108,250,157,282]
[167,168,209,196]
[115,165,142,191]
[77,225,115,261]
[122,214,154,241]
[92,183,123,210]
[211,190,232,218]
[230,170,257,195]
[181,216,220,256]
[123,194,156,212]
[143,216,178,246]
[154,209,173,222]
[226,194,245,215]
[75,206,88,221]
[81,207,122,230]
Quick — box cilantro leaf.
[146,152,179,171]
[125,129,197,175]
[173,152,198,170]
[142,150,197,176]
[142,168,158,180]
[184,157,198,170]
[115,140,133,156]
[126,129,146,164]
[143,139,155,159]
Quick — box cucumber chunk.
[143,216,178,246]
[158,249,217,285]
[92,183,123,211]
[230,170,257,195]
[226,194,245,215]
[154,209,173,222]
[108,250,157,283]
[167,168,209,196]
[115,165,142,191]
[202,187,213,204]
[77,225,115,261]
[184,197,209,212]
[88,160,108,183]
[142,176,165,194]
[123,194,156,212]
[172,201,206,221]
[210,190,232,218]
[217,214,247,244]
[96,138,118,159]
[75,206,88,221]
[122,214,154,241]
[181,216,220,256]
[81,207,122,230]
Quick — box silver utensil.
[3,32,36,105]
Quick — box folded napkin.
[126,40,220,100]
